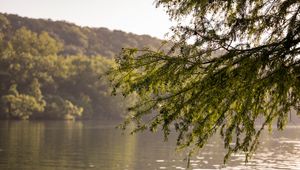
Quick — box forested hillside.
[0,13,163,120]
[0,13,163,58]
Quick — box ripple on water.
[88,163,95,167]
[190,160,200,163]
[196,156,204,160]
[291,167,300,170]
[279,140,300,144]
[156,160,165,163]
[202,160,208,164]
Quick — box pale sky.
[0,0,173,39]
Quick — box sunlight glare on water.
[0,121,300,170]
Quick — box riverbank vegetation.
[0,13,163,120]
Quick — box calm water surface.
[0,120,300,170]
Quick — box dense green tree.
[1,84,45,119]
[0,14,10,47]
[9,27,62,56]
[36,31,63,56]
[43,95,82,120]
[10,27,40,56]
[109,0,300,163]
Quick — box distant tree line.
[0,14,141,120]
[0,13,163,58]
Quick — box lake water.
[0,120,300,170]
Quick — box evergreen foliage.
[109,0,300,162]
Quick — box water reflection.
[0,121,171,170]
[0,121,300,169]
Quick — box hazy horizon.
[0,0,172,39]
